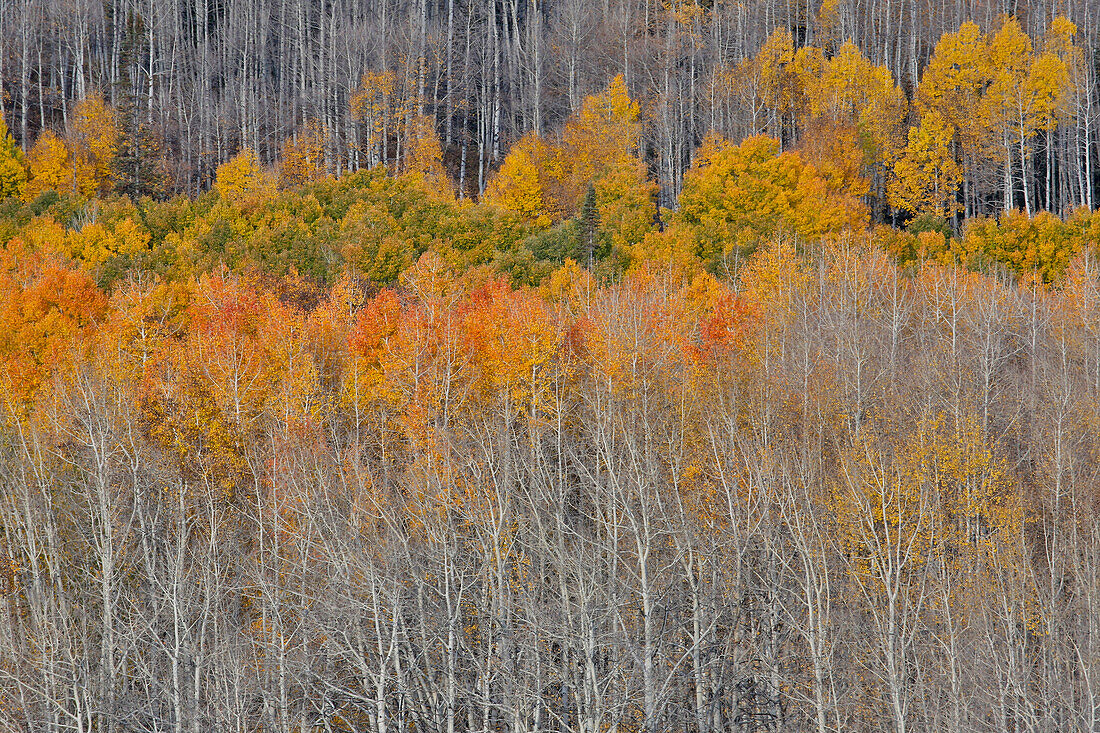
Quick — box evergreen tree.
[580,183,600,269]
[112,115,167,200]
[110,9,166,199]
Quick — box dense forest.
[1,0,1099,211]
[4,2,1100,732]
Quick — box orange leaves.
[350,288,401,357]
[347,288,412,411]
[692,292,759,363]
[0,238,107,410]
[139,273,326,500]
[348,275,563,420]
[460,280,560,410]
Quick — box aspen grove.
[3,5,1100,733]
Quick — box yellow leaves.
[916,21,988,135]
[677,133,795,256]
[593,156,657,250]
[565,75,640,163]
[214,148,277,207]
[339,199,416,284]
[2,210,151,273]
[797,120,870,203]
[959,210,1080,283]
[724,27,798,134]
[485,76,651,231]
[64,217,151,268]
[484,133,559,226]
[562,75,643,212]
[279,119,327,187]
[350,69,400,166]
[887,110,963,218]
[346,288,410,410]
[70,94,119,196]
[1026,52,1070,132]
[799,40,907,161]
[833,410,1025,615]
[23,94,122,199]
[0,114,25,200]
[975,16,1069,167]
[755,27,796,101]
[676,133,866,261]
[541,258,596,308]
[404,114,452,196]
[23,131,80,200]
[627,223,703,280]
[736,238,810,324]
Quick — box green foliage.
[0,130,1093,293]
[908,214,954,239]
[112,118,167,200]
[580,185,600,268]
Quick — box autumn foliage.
[2,15,1100,730]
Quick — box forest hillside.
[3,4,1100,733]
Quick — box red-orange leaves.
[694,293,759,363]
[350,289,401,357]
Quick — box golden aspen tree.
[460,280,559,410]
[64,218,151,269]
[405,113,452,196]
[279,119,327,188]
[214,147,277,206]
[23,130,79,200]
[815,0,842,51]
[487,76,654,257]
[483,132,561,226]
[593,156,658,254]
[916,22,989,147]
[888,110,963,218]
[560,74,642,212]
[626,224,703,279]
[797,119,871,202]
[914,22,990,214]
[676,133,865,261]
[0,114,25,199]
[800,40,907,166]
[959,210,1079,282]
[982,16,1067,213]
[70,93,120,195]
[732,28,797,136]
[1043,18,1086,126]
[350,70,398,168]
[1041,18,1088,209]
